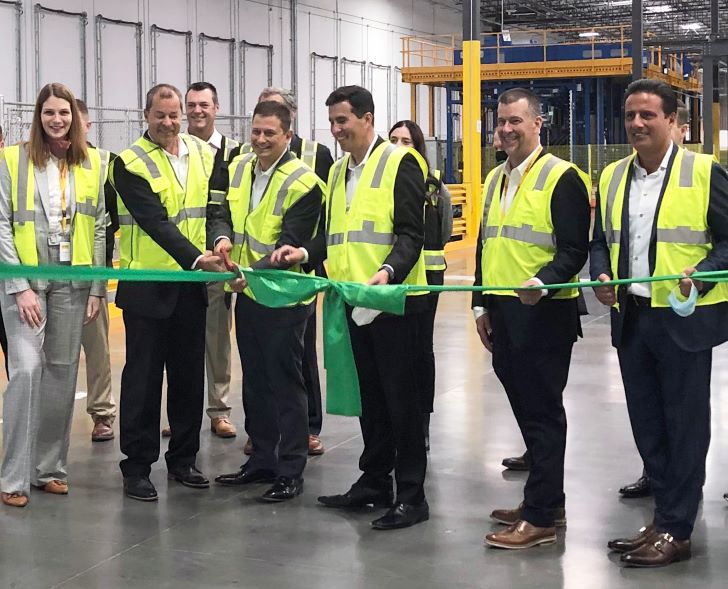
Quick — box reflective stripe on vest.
[5,145,100,266]
[226,153,322,301]
[599,148,726,307]
[424,249,446,271]
[299,138,317,170]
[480,154,586,299]
[117,134,210,270]
[325,142,428,292]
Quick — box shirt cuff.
[530,276,548,297]
[214,236,231,247]
[379,264,395,281]
[299,247,309,264]
[191,254,204,270]
[472,306,487,321]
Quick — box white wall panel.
[96,19,142,108]
[150,27,191,93]
[240,42,272,116]
[148,0,190,32]
[310,54,337,154]
[368,63,391,136]
[341,59,365,87]
[35,7,87,99]
[198,34,235,113]
[0,2,21,100]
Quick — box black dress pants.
[413,270,443,414]
[302,301,323,435]
[347,310,427,505]
[236,294,309,478]
[119,285,206,477]
[490,299,572,528]
[617,300,711,540]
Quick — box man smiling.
[473,88,590,550]
[209,100,323,502]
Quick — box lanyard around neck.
[501,146,543,212]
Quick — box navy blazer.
[589,145,728,352]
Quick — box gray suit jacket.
[0,151,106,297]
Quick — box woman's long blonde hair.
[26,82,87,168]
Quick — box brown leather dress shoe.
[308,435,325,456]
[1,492,28,507]
[39,480,69,495]
[621,533,691,567]
[607,524,656,553]
[490,503,566,527]
[211,417,237,438]
[91,417,114,442]
[484,520,556,549]
[161,427,171,438]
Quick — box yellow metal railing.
[400,26,700,89]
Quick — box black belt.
[627,294,652,308]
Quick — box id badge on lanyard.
[59,162,71,265]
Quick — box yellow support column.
[410,83,418,123]
[428,86,435,137]
[461,40,482,240]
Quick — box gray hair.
[258,87,297,113]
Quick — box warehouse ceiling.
[454,0,728,47]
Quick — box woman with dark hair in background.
[0,82,106,507]
[389,120,453,450]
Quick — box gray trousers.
[204,281,232,419]
[0,282,88,494]
[82,299,117,421]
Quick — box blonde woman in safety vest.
[0,82,106,508]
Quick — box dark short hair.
[498,88,541,119]
[253,100,292,132]
[325,85,374,119]
[676,99,689,126]
[186,82,219,106]
[0,123,3,142]
[624,79,677,116]
[75,98,89,116]
[145,83,183,112]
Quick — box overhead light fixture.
[680,23,703,31]
[646,4,671,13]
[579,31,601,38]
[607,0,632,5]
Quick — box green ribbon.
[3,262,728,417]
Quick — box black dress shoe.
[724,492,728,502]
[501,451,530,471]
[123,476,158,502]
[168,465,210,489]
[371,501,429,530]
[619,475,652,498]
[318,485,394,509]
[259,477,304,502]
[215,465,276,486]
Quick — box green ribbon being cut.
[2,262,728,417]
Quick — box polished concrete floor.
[2,248,728,588]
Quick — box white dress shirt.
[251,149,287,210]
[627,142,674,297]
[164,136,189,188]
[207,128,222,154]
[346,136,378,208]
[45,155,65,235]
[501,144,542,215]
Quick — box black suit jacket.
[303,137,427,313]
[589,146,728,351]
[289,135,334,183]
[113,135,208,319]
[472,151,591,348]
